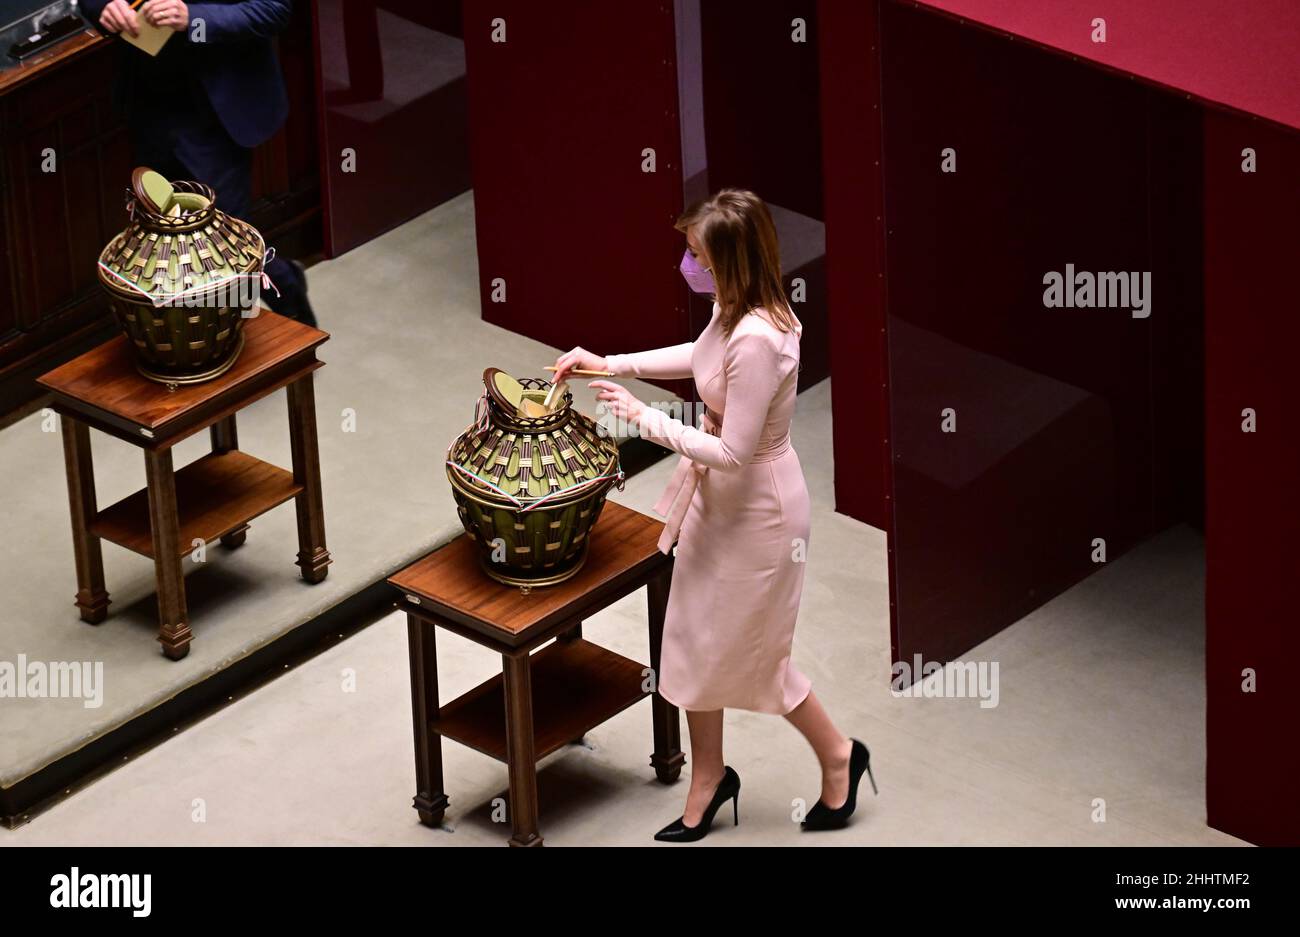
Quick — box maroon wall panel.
[879,1,1198,665]
[818,0,890,531]
[699,0,822,220]
[463,0,688,369]
[315,0,470,257]
[1148,102,1205,534]
[1204,113,1300,846]
[698,0,828,390]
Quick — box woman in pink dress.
[553,189,877,841]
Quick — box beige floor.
[2,192,1243,847]
[5,386,1242,847]
[0,190,671,793]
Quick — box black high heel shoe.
[653,766,741,843]
[801,738,877,831]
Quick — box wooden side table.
[37,311,331,660]
[389,500,685,847]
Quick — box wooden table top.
[38,311,328,439]
[391,500,670,641]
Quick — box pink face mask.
[679,249,716,294]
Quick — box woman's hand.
[100,0,141,36]
[589,380,645,425]
[552,346,608,383]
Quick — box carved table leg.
[287,374,331,583]
[408,613,450,826]
[648,564,684,783]
[145,448,192,660]
[210,415,249,549]
[502,651,543,846]
[61,416,110,623]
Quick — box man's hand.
[99,0,141,37]
[141,0,190,32]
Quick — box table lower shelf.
[434,637,650,763]
[89,450,303,558]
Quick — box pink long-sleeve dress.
[606,301,813,714]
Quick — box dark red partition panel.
[877,0,1201,666]
[699,0,821,221]
[821,0,1298,844]
[1148,103,1206,535]
[462,0,688,387]
[1204,113,1300,847]
[314,0,470,257]
[915,0,1300,133]
[699,0,829,390]
[817,0,890,531]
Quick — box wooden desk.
[389,501,684,846]
[37,311,331,660]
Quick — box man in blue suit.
[81,0,316,326]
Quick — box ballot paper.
[121,19,174,57]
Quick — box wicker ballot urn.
[446,368,624,588]
[97,167,266,385]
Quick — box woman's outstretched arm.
[606,343,695,380]
[634,332,792,470]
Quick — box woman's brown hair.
[674,188,798,337]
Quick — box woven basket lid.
[132,167,174,214]
[446,368,621,506]
[97,166,265,305]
